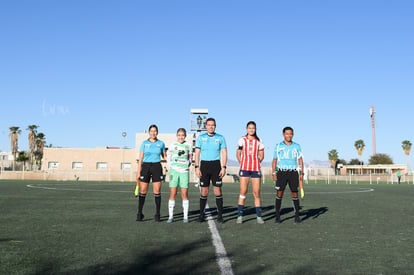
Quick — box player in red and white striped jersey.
[236,121,265,224]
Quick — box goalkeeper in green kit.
[167,128,192,223]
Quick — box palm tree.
[35,132,46,169]
[8,126,22,170]
[354,139,365,174]
[328,149,339,168]
[354,139,365,164]
[27,125,39,169]
[402,140,412,172]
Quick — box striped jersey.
[140,139,165,163]
[273,141,302,170]
[237,136,264,171]
[168,141,191,173]
[196,132,226,161]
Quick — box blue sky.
[0,0,413,166]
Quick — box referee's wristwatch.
[222,166,227,169]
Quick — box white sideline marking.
[26,184,374,195]
[204,203,234,275]
[26,184,129,193]
[305,188,374,194]
[26,184,375,196]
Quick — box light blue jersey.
[273,141,302,170]
[196,133,226,161]
[140,139,165,163]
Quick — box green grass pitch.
[1,180,413,274]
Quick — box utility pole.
[370,106,376,156]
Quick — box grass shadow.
[301,206,328,221]
[83,237,218,275]
[261,205,329,223]
[32,238,222,275]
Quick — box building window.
[96,162,107,170]
[48,162,59,169]
[72,162,83,170]
[121,162,131,170]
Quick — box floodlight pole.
[370,106,376,156]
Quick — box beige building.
[41,147,137,182]
[0,131,239,182]
[341,164,408,175]
[0,151,14,171]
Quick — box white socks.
[183,200,189,220]
[168,200,175,219]
[169,200,189,220]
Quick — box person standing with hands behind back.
[167,128,192,223]
[236,121,265,224]
[272,126,304,224]
[194,118,227,223]
[136,124,167,222]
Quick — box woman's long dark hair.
[246,121,260,141]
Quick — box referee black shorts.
[276,170,299,192]
[140,162,164,183]
[200,160,222,187]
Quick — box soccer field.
[1,180,413,274]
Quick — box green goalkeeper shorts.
[169,170,189,188]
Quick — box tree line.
[328,139,412,167]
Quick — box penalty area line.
[26,184,129,193]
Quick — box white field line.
[26,184,374,195]
[204,203,234,275]
[26,184,129,193]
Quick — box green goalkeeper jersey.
[168,141,191,173]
